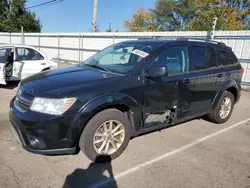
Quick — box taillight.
[241,67,244,74]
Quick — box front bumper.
[9,98,77,155]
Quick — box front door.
[0,47,14,85]
[14,47,47,79]
[0,63,5,85]
[143,45,191,127]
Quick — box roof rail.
[176,37,226,46]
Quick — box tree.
[124,0,250,31]
[0,0,41,32]
[124,8,157,32]
[151,0,196,31]
[187,0,250,31]
[105,28,119,32]
[124,1,196,31]
[106,28,112,32]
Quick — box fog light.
[26,135,46,149]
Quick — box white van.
[0,44,57,85]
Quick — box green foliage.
[105,28,119,32]
[124,0,250,31]
[106,28,112,32]
[151,0,196,31]
[187,0,249,31]
[0,0,41,32]
[124,8,158,32]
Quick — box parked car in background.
[10,38,243,162]
[0,44,58,85]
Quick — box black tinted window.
[217,50,237,66]
[153,46,188,75]
[189,46,217,71]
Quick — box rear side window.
[217,50,238,66]
[188,46,217,71]
[16,48,44,61]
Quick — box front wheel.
[79,109,131,163]
[207,91,235,124]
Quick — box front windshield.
[83,42,160,74]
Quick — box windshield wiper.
[85,64,110,72]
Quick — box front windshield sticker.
[131,49,149,58]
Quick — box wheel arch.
[41,67,50,72]
[67,93,141,148]
[212,80,240,109]
[226,87,238,102]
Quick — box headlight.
[30,97,76,115]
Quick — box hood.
[20,65,121,97]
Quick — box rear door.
[15,47,47,79]
[178,44,220,117]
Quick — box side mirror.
[145,64,168,78]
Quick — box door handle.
[182,79,190,83]
[41,63,46,65]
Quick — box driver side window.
[153,46,188,75]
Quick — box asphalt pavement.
[0,78,250,188]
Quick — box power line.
[27,0,64,9]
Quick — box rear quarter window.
[217,49,238,66]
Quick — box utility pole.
[92,0,98,32]
[21,26,24,44]
[210,17,217,40]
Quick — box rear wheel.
[207,91,234,124]
[79,109,131,163]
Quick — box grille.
[14,89,34,112]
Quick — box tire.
[79,108,131,163]
[207,91,235,124]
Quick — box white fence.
[0,31,250,86]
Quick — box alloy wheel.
[93,120,125,155]
[219,97,232,119]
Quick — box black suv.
[9,38,243,162]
